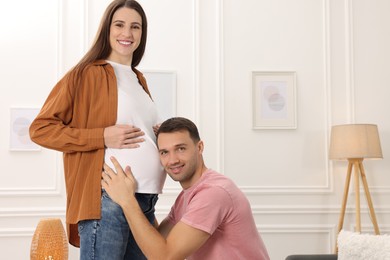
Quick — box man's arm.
[102,156,210,260]
[157,218,174,238]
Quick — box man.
[102,117,270,260]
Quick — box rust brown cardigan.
[29,60,151,247]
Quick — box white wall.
[1,0,390,259]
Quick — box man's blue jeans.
[78,190,158,260]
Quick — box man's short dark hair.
[156,117,200,144]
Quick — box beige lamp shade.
[329,124,383,160]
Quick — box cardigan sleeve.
[29,69,105,153]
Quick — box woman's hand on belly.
[104,124,145,149]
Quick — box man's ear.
[197,140,204,153]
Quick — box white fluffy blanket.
[338,230,390,260]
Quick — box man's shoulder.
[202,170,235,186]
[196,170,242,197]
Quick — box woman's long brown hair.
[72,0,147,79]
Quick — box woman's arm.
[29,73,105,153]
[30,69,145,152]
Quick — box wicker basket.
[30,218,69,260]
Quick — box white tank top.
[104,61,166,194]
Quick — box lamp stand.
[335,158,380,252]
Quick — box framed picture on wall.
[9,107,41,151]
[252,71,297,129]
[142,71,176,121]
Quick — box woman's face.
[107,7,142,65]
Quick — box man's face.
[157,130,203,189]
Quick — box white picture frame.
[9,107,41,151]
[252,71,297,129]
[142,71,177,121]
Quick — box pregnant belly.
[104,138,165,193]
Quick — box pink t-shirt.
[167,169,270,260]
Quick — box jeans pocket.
[101,189,110,200]
[78,220,85,234]
[135,194,158,215]
[78,219,99,235]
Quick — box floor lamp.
[329,124,382,251]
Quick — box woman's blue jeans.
[78,190,158,260]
